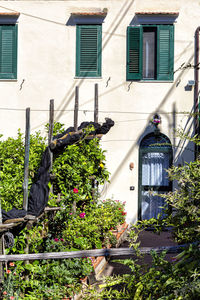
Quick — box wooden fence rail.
[0,244,191,262]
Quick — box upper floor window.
[0,11,19,80]
[76,24,102,78]
[127,24,174,81]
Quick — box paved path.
[101,230,177,277]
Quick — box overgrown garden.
[0,123,126,299]
[1,124,200,299]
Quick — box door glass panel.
[142,152,169,186]
[141,191,166,220]
[139,133,172,220]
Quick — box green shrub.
[61,200,126,250]
[0,130,46,210]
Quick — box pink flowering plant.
[150,114,161,127]
[73,187,79,194]
[61,200,126,250]
[79,212,86,218]
[151,118,161,125]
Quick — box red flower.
[79,212,86,218]
[6,270,11,274]
[9,262,14,267]
[10,297,15,300]
[122,211,127,216]
[3,291,7,295]
[73,188,78,193]
[54,238,59,242]
[118,208,121,210]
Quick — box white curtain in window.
[142,152,169,186]
[141,191,165,220]
[141,152,169,220]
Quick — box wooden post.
[73,87,79,212]
[74,86,79,131]
[24,235,30,281]
[22,108,31,280]
[48,100,54,199]
[48,99,54,146]
[93,83,99,202]
[94,83,98,123]
[23,108,30,211]
[0,236,3,283]
[48,99,54,168]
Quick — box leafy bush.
[60,200,126,250]
[2,259,87,299]
[52,134,110,208]
[163,160,200,244]
[0,130,46,210]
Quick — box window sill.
[140,80,174,83]
[74,77,102,79]
[127,80,174,83]
[0,79,17,82]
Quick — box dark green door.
[138,133,172,220]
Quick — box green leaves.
[0,122,117,299]
[60,200,126,250]
[0,130,46,210]
[52,127,110,207]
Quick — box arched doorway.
[138,132,173,220]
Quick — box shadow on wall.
[102,51,195,208]
[53,0,136,123]
[29,0,136,131]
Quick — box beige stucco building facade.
[0,0,198,223]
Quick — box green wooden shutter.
[157,25,174,81]
[0,25,17,79]
[76,25,102,77]
[127,26,142,80]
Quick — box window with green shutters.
[76,25,102,77]
[0,24,17,80]
[127,25,174,81]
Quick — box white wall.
[0,0,198,223]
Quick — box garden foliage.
[0,130,46,211]
[0,123,126,299]
[82,133,200,299]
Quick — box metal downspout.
[194,27,200,158]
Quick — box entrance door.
[138,133,172,220]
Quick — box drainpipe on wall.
[194,27,200,159]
